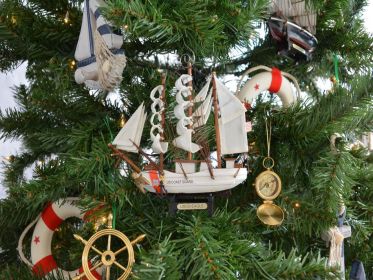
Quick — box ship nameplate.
[166,179,193,185]
[177,203,208,210]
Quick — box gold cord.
[265,114,272,159]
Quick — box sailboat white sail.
[172,75,201,153]
[215,78,248,155]
[150,85,168,154]
[193,76,211,102]
[112,103,147,153]
[192,77,213,128]
[193,91,212,128]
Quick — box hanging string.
[263,110,275,170]
[104,115,118,228]
[333,54,339,84]
[112,203,116,229]
[265,113,272,159]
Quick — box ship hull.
[135,168,247,194]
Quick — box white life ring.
[236,65,300,108]
[29,198,102,279]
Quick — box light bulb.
[292,201,301,209]
[68,59,76,70]
[11,15,17,24]
[120,114,126,127]
[64,11,70,24]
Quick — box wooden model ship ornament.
[109,69,249,196]
[267,0,318,61]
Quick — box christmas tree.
[1,0,373,279]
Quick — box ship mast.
[212,72,222,168]
[187,62,193,160]
[159,73,166,173]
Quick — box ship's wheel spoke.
[105,265,111,279]
[114,260,127,272]
[74,234,88,245]
[114,234,146,256]
[74,234,103,256]
[91,245,104,257]
[90,261,103,272]
[73,261,102,280]
[107,234,112,251]
[114,245,128,256]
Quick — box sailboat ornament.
[109,72,249,196]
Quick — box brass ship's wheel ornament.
[73,214,145,280]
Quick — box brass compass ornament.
[255,116,284,226]
[73,213,145,280]
[255,157,281,201]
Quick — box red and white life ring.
[30,198,102,279]
[236,65,300,108]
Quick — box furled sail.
[172,75,201,153]
[193,76,211,102]
[112,103,147,153]
[193,91,212,128]
[269,0,317,34]
[150,85,168,154]
[214,78,248,155]
[192,78,213,128]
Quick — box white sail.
[176,117,192,135]
[150,85,168,154]
[193,76,211,102]
[173,130,201,153]
[172,75,201,153]
[214,77,248,155]
[175,74,193,93]
[150,126,168,154]
[112,103,147,153]
[193,91,212,128]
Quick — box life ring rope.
[18,214,41,267]
[236,65,301,100]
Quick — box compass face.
[255,170,282,200]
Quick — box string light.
[4,155,15,162]
[68,58,76,70]
[119,114,126,127]
[10,15,17,25]
[292,201,301,209]
[123,24,129,30]
[63,11,70,24]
